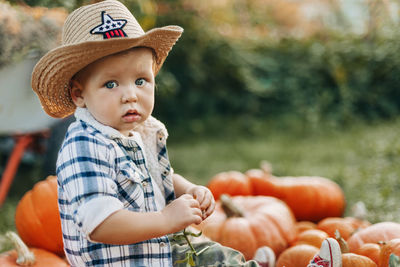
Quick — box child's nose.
[121,85,138,103]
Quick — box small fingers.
[203,198,216,218]
[193,189,205,204]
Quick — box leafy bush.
[153,6,400,134]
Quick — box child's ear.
[70,80,86,108]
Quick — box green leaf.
[188,253,195,266]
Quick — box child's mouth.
[123,110,141,122]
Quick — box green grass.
[1,118,399,251]
[168,118,400,223]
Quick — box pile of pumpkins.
[201,164,400,267]
[2,164,400,267]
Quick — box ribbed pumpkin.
[292,229,329,248]
[317,216,371,240]
[379,239,400,267]
[0,232,68,266]
[356,243,381,266]
[245,168,346,222]
[207,171,252,201]
[194,194,297,259]
[14,176,63,256]
[276,244,319,267]
[342,253,377,267]
[336,230,378,267]
[295,221,317,235]
[347,222,400,253]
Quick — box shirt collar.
[74,107,168,141]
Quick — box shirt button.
[160,242,166,247]
[157,133,165,142]
[141,181,148,187]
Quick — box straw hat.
[32,0,183,118]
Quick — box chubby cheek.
[140,91,155,117]
[87,97,120,124]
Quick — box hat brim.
[32,25,183,118]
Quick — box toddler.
[32,0,263,266]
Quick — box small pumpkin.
[275,244,319,267]
[207,171,252,201]
[346,222,400,253]
[0,231,68,266]
[295,221,317,235]
[317,216,371,240]
[14,176,64,256]
[356,243,381,266]
[292,229,329,248]
[335,230,377,267]
[342,253,377,267]
[245,168,346,222]
[194,194,297,259]
[379,239,400,267]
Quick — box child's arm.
[90,193,202,244]
[173,173,215,219]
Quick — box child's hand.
[161,194,203,233]
[187,185,215,220]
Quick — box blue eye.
[105,81,117,89]
[135,78,145,86]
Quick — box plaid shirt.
[56,108,175,266]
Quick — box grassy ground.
[0,118,399,251]
[167,118,400,223]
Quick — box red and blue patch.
[90,11,127,39]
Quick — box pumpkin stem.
[260,160,273,176]
[334,230,349,254]
[220,194,245,218]
[6,231,35,266]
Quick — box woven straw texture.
[32,0,183,118]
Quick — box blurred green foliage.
[3,0,400,135]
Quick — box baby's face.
[72,48,155,136]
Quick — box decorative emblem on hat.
[90,11,128,39]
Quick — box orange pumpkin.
[335,230,377,267]
[207,171,252,200]
[347,222,400,253]
[14,176,64,256]
[342,253,377,267]
[292,229,329,248]
[379,239,400,267]
[194,194,297,259]
[276,244,319,267]
[356,243,381,266]
[0,232,68,266]
[317,216,371,240]
[295,221,317,235]
[245,169,346,221]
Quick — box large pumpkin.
[0,232,68,266]
[246,168,346,222]
[347,222,400,253]
[194,194,297,259]
[207,171,252,201]
[14,176,64,256]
